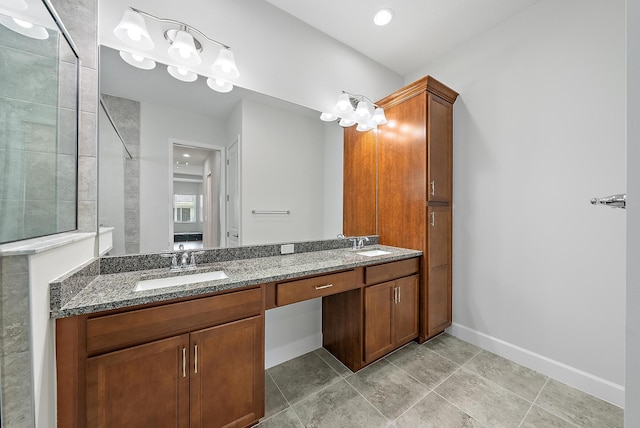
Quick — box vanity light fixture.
[320,91,387,132]
[113,7,240,91]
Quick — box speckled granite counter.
[50,245,421,318]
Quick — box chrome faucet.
[340,235,370,250]
[161,245,205,271]
[357,236,370,249]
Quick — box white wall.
[240,99,325,245]
[139,102,227,253]
[407,0,626,405]
[626,0,640,423]
[30,237,96,427]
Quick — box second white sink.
[357,249,392,257]
[135,270,228,292]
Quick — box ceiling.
[264,0,543,76]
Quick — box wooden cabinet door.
[378,92,427,250]
[364,282,394,363]
[86,334,190,428]
[393,275,419,345]
[427,206,452,336]
[427,94,453,203]
[190,315,264,428]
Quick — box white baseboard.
[447,323,625,408]
[265,333,323,369]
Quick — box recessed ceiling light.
[374,8,394,26]
[182,153,191,158]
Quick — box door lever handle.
[590,194,626,209]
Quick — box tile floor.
[256,333,623,428]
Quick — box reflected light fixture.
[119,51,156,69]
[113,7,240,92]
[167,65,197,82]
[0,14,49,39]
[206,77,233,93]
[320,91,387,132]
[373,8,394,26]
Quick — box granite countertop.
[51,245,421,318]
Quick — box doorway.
[226,137,240,247]
[170,140,226,250]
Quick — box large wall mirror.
[99,45,349,256]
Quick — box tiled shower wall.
[101,95,141,255]
[0,0,98,426]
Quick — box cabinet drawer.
[277,270,357,306]
[86,288,262,355]
[365,258,419,285]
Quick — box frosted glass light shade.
[356,123,374,132]
[211,48,239,79]
[335,93,351,112]
[114,9,154,50]
[320,112,338,121]
[119,51,156,70]
[168,30,201,66]
[206,77,233,93]
[0,15,48,39]
[372,107,387,124]
[167,65,197,82]
[339,118,356,127]
[355,100,373,120]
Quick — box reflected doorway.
[170,141,226,250]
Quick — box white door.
[204,171,213,247]
[626,0,640,424]
[226,138,240,247]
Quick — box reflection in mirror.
[0,1,79,244]
[99,45,345,256]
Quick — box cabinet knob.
[430,211,435,227]
[430,181,436,196]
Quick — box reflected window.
[173,194,196,223]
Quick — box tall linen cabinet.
[344,76,458,342]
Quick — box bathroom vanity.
[53,243,421,428]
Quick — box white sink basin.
[135,271,228,292]
[357,249,392,257]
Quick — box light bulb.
[131,53,144,62]
[127,28,141,41]
[178,67,188,76]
